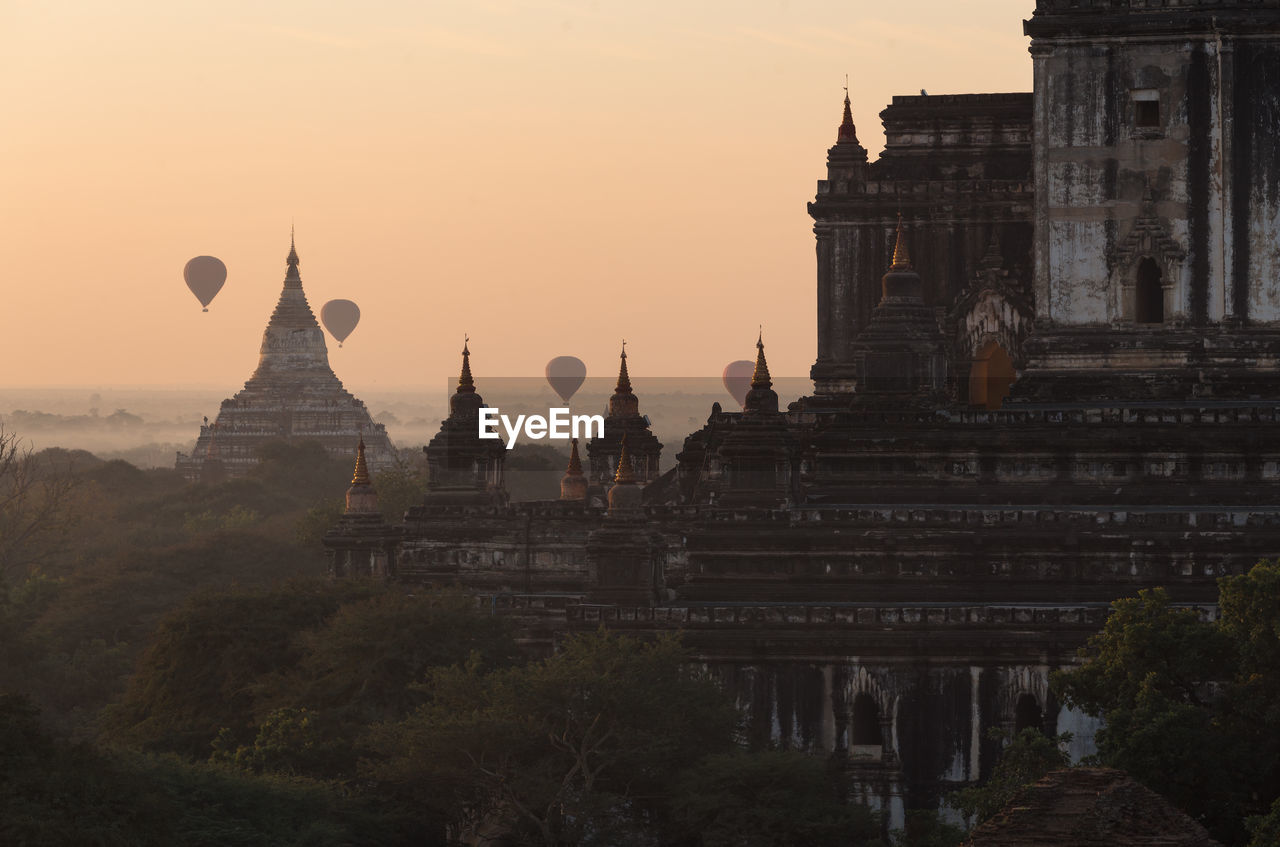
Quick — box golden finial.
[458,334,475,393]
[614,433,636,484]
[566,437,583,476]
[615,341,632,394]
[751,328,772,390]
[351,435,370,485]
[891,213,912,271]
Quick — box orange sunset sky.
[1,0,1031,391]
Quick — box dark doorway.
[1014,693,1043,735]
[1136,257,1164,324]
[851,693,884,746]
[969,342,1016,410]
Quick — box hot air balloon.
[545,356,587,404]
[321,299,361,347]
[722,360,754,409]
[184,256,227,312]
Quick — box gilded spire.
[838,78,859,144]
[751,328,772,390]
[614,433,636,484]
[891,214,912,271]
[615,341,632,394]
[458,335,475,393]
[560,437,587,501]
[351,435,370,485]
[566,438,583,476]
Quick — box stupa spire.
[351,434,370,485]
[838,77,860,144]
[285,228,301,286]
[891,214,912,271]
[751,328,772,390]
[560,437,587,501]
[614,433,637,484]
[263,233,321,331]
[615,341,632,394]
[343,433,381,514]
[567,437,583,476]
[458,335,475,393]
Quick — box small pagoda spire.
[567,437,583,476]
[614,433,637,484]
[838,77,860,144]
[560,437,587,501]
[344,433,381,515]
[891,214,912,271]
[615,341,632,394]
[751,328,772,390]
[458,335,475,394]
[351,434,370,485]
[286,229,301,284]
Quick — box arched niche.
[1134,256,1164,324]
[969,342,1016,410]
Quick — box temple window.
[1135,257,1164,324]
[1132,89,1160,130]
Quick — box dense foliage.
[18,428,1280,845]
[1054,561,1280,846]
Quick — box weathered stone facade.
[323,0,1280,830]
[1020,0,1280,402]
[176,239,394,481]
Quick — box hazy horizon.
[2,1,1032,391]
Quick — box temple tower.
[810,88,1034,395]
[176,236,394,480]
[717,333,795,506]
[422,339,507,506]
[586,344,662,491]
[324,436,398,578]
[586,438,663,604]
[849,220,950,404]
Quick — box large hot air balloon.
[184,256,227,312]
[545,356,587,404]
[320,300,361,347]
[722,360,754,409]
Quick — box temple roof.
[965,768,1220,847]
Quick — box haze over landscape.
[11,1,1280,844]
[2,0,1029,398]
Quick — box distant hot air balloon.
[184,256,227,312]
[722,360,754,409]
[545,356,587,404]
[320,299,361,347]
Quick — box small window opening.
[1014,693,1043,735]
[1135,99,1160,128]
[1135,257,1164,324]
[851,693,884,746]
